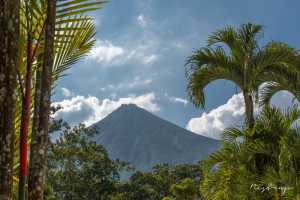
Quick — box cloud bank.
[52,93,160,126]
[187,93,245,139]
[187,91,297,139]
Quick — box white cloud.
[164,93,189,106]
[187,93,245,139]
[187,91,298,139]
[125,49,159,65]
[88,40,124,64]
[169,97,189,106]
[52,93,160,126]
[143,54,158,65]
[137,14,147,27]
[88,40,159,66]
[61,87,73,98]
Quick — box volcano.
[93,104,219,171]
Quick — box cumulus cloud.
[52,93,160,126]
[137,14,147,27]
[187,93,245,139]
[187,91,298,139]
[88,40,124,64]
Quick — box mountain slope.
[93,104,219,171]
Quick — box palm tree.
[26,0,105,199]
[15,3,97,194]
[259,62,300,106]
[18,0,36,198]
[252,107,300,199]
[186,23,297,128]
[200,107,300,199]
[28,1,56,198]
[0,0,20,199]
[6,0,105,198]
[201,127,259,199]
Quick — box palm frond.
[186,47,239,72]
[238,23,262,54]
[222,128,244,143]
[259,72,300,106]
[56,0,106,19]
[207,25,237,47]
[187,66,241,108]
[52,16,96,81]
[259,82,286,106]
[255,42,298,72]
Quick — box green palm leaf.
[56,0,106,19]
[53,16,96,81]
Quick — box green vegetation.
[1,0,106,199]
[186,23,297,128]
[200,107,300,199]
[170,178,198,200]
[114,164,202,200]
[45,107,300,200]
[46,124,126,200]
[1,0,300,198]
[44,121,203,200]
[186,23,300,200]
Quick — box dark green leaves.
[56,0,106,19]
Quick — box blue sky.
[53,0,299,139]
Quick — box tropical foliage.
[169,178,199,200]
[45,121,204,200]
[114,164,202,200]
[186,23,300,200]
[45,123,128,200]
[186,23,298,127]
[2,0,300,198]
[0,0,106,199]
[200,107,300,200]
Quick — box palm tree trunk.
[243,91,255,129]
[19,37,33,200]
[0,0,19,199]
[28,0,56,199]
[28,64,42,197]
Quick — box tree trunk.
[19,37,33,200]
[0,0,19,199]
[28,0,56,199]
[243,91,255,129]
[28,64,42,197]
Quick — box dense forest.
[1,0,300,200]
[44,121,203,200]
